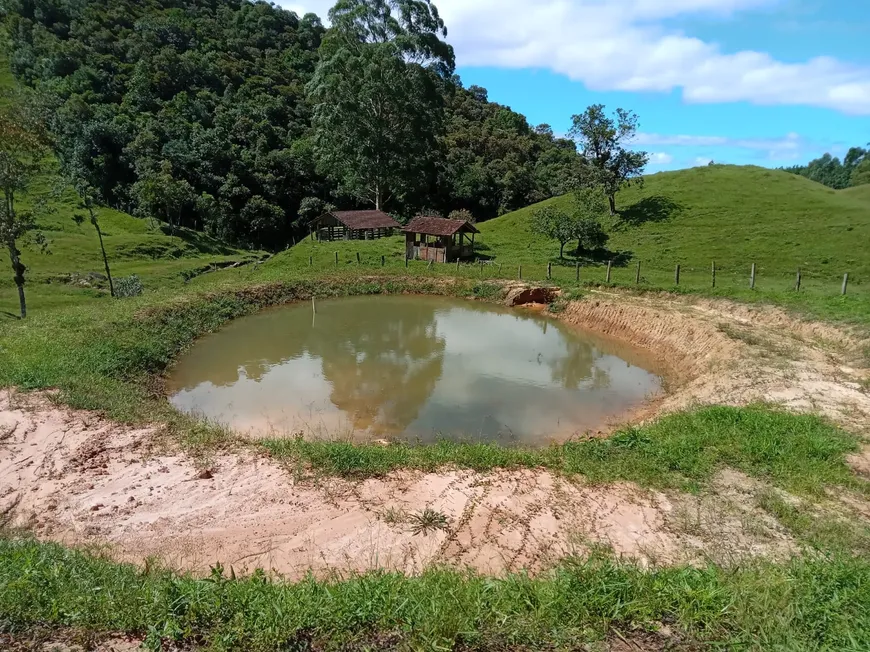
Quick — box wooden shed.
[311,210,401,242]
[404,216,479,263]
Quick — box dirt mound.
[504,285,558,307]
[558,291,870,432]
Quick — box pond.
[168,295,663,445]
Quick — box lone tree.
[573,185,609,257]
[308,0,455,211]
[569,104,649,215]
[70,179,115,297]
[0,103,49,318]
[531,204,578,260]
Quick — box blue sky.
[283,0,870,171]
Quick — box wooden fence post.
[334,252,338,266]
[842,273,849,296]
[381,255,385,267]
[750,263,756,290]
[456,259,460,272]
[635,261,641,284]
[576,262,580,282]
[356,252,361,265]
[674,264,680,285]
[547,262,552,280]
[309,256,312,267]
[606,261,612,283]
[405,254,409,268]
[518,265,522,280]
[711,261,716,288]
[795,268,801,292]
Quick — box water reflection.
[168,295,661,445]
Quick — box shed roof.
[315,210,401,230]
[403,216,479,237]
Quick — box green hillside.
[477,165,870,290]
[0,55,255,313]
[840,184,870,204]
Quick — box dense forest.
[1,0,585,248]
[782,145,869,190]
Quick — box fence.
[290,249,864,299]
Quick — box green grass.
[840,183,870,204]
[264,404,865,496]
[478,165,870,284]
[3,538,870,650]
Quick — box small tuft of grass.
[408,508,449,536]
[377,506,408,526]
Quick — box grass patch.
[264,406,866,498]
[756,490,870,556]
[2,538,870,650]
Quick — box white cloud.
[649,152,675,165]
[279,0,870,115]
[692,157,714,166]
[634,131,804,159]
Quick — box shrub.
[115,275,144,298]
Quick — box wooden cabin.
[311,210,401,242]
[403,216,479,263]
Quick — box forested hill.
[2,0,582,249]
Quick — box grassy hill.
[268,165,869,302]
[477,165,870,289]
[841,184,870,205]
[0,55,256,315]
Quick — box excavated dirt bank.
[2,290,869,578]
[555,290,870,433]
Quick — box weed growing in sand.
[377,507,408,526]
[409,508,449,536]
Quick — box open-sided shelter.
[403,216,479,263]
[311,210,401,241]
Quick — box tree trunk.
[608,195,617,216]
[559,241,565,259]
[7,242,26,319]
[94,219,115,297]
[577,239,583,257]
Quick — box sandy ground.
[2,290,869,578]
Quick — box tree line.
[0,0,629,248]
[1,0,649,318]
[782,146,869,190]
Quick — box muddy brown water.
[168,295,662,445]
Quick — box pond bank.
[3,285,869,579]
